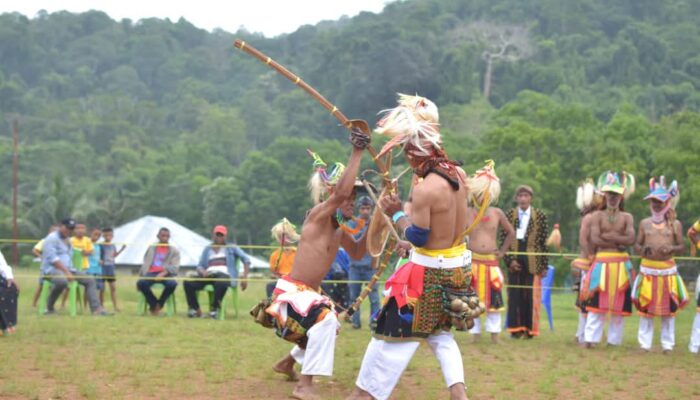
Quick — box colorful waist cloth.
[571,256,593,312]
[266,276,333,348]
[386,244,470,308]
[586,252,634,316]
[632,258,688,317]
[574,270,591,313]
[375,245,472,340]
[571,256,593,272]
[470,252,504,311]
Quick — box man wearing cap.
[584,171,636,347]
[347,196,379,330]
[633,177,687,353]
[41,218,108,315]
[184,225,251,318]
[501,185,549,338]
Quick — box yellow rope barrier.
[11,273,575,290]
[4,236,700,261]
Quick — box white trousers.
[638,316,674,351]
[689,312,700,353]
[356,331,465,400]
[288,312,339,376]
[469,312,502,334]
[583,312,624,345]
[575,313,587,343]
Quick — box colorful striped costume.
[632,258,688,317]
[586,252,634,316]
[571,256,593,313]
[470,252,504,312]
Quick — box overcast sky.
[1,0,392,37]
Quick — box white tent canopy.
[112,215,268,270]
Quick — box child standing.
[87,228,104,300]
[99,228,125,312]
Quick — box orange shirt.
[269,248,296,277]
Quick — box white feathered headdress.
[575,179,598,211]
[375,93,441,158]
[271,218,300,244]
[468,160,500,207]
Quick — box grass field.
[1,273,699,400]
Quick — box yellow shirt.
[71,236,94,269]
[33,239,45,253]
[269,248,296,277]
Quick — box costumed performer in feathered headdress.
[583,170,636,348]
[262,128,371,400]
[465,161,515,344]
[349,94,474,400]
[632,176,688,353]
[570,178,604,344]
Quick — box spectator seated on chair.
[136,227,180,316]
[184,225,251,319]
[40,218,109,316]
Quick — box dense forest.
[1,0,699,266]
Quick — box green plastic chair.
[198,285,238,320]
[38,279,81,316]
[137,283,177,316]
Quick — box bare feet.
[585,342,594,349]
[346,387,373,400]
[472,333,481,343]
[490,333,499,344]
[150,304,162,316]
[272,356,299,382]
[292,376,319,400]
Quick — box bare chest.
[643,224,675,243]
[600,215,626,233]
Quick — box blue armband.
[405,225,431,247]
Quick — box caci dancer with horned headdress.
[583,171,636,348]
[633,176,688,353]
[348,94,476,400]
[264,128,371,400]
[466,161,515,344]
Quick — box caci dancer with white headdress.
[466,161,515,344]
[570,179,603,344]
[348,94,478,400]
